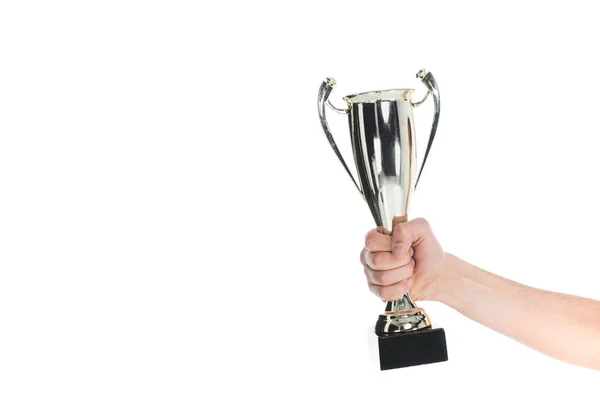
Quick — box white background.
[1,1,599,399]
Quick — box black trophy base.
[378,327,448,370]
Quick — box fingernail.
[406,277,414,289]
[394,242,405,255]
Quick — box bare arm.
[361,218,600,370]
[435,254,600,370]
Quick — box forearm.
[435,253,600,370]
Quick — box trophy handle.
[412,69,440,188]
[318,77,363,196]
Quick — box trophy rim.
[344,88,416,104]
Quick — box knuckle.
[397,252,412,265]
[367,283,376,296]
[372,253,386,269]
[360,248,368,264]
[362,264,370,278]
[371,253,380,268]
[376,285,387,299]
[393,223,406,236]
[403,264,415,279]
[379,286,397,301]
[377,271,392,286]
[364,232,378,251]
[414,217,431,230]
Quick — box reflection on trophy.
[317,70,448,370]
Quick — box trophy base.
[377,327,448,370]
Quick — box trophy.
[317,70,448,370]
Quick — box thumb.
[391,218,431,257]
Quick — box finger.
[360,247,414,271]
[392,218,432,257]
[364,259,415,286]
[368,277,415,302]
[364,228,392,252]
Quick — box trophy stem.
[385,294,417,312]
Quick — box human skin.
[360,218,600,370]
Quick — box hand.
[360,218,445,302]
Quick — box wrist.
[430,252,465,305]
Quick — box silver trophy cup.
[317,70,448,370]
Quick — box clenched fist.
[360,218,445,302]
